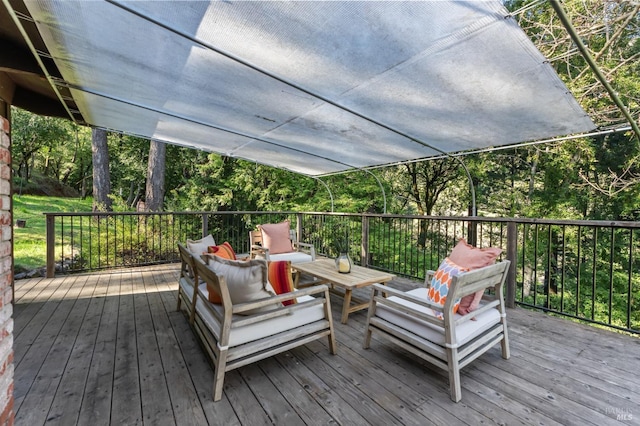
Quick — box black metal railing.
[44,211,301,275]
[44,211,640,334]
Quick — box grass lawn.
[13,195,93,271]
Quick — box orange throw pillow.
[267,260,296,306]
[206,282,222,304]
[205,242,237,303]
[207,241,237,260]
[448,238,502,269]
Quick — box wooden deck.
[13,264,640,425]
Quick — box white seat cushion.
[180,278,205,300]
[375,288,500,347]
[181,281,325,347]
[267,252,313,264]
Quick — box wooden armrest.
[293,241,316,257]
[371,284,444,326]
[195,288,225,323]
[372,284,442,311]
[233,284,330,314]
[453,299,501,327]
[232,285,331,327]
[288,284,330,298]
[373,294,443,326]
[233,297,327,327]
[194,284,331,327]
[250,245,269,258]
[424,270,435,287]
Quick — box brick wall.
[0,116,13,426]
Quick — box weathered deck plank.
[135,268,175,426]
[257,356,336,425]
[290,343,402,425]
[13,264,640,426]
[13,275,81,360]
[337,302,533,426]
[77,269,120,426]
[237,363,306,425]
[15,273,98,425]
[143,267,209,426]
[44,273,110,426]
[110,270,143,426]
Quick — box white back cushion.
[186,234,216,255]
[205,255,279,314]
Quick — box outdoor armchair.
[250,221,317,287]
[363,260,511,402]
[249,220,316,264]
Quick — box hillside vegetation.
[13,195,92,271]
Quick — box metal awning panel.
[75,90,348,176]
[21,0,595,176]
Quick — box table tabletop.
[294,259,395,289]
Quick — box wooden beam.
[0,72,15,106]
[0,39,43,76]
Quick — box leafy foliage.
[506,0,640,206]
[11,107,91,193]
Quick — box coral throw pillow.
[448,238,502,269]
[428,257,469,319]
[448,239,502,315]
[268,261,297,306]
[259,221,294,254]
[207,242,237,260]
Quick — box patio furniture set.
[176,220,511,403]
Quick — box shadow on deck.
[12,264,640,425]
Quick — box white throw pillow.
[186,234,216,256]
[205,255,280,315]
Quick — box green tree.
[108,134,148,208]
[506,0,640,219]
[392,160,462,216]
[144,139,166,211]
[11,107,70,184]
[92,128,112,212]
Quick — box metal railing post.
[467,217,478,246]
[506,221,517,309]
[296,212,303,242]
[201,213,208,238]
[46,214,55,278]
[361,215,370,267]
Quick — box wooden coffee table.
[294,259,395,324]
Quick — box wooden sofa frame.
[363,260,511,402]
[177,243,336,401]
[177,244,200,325]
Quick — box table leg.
[341,289,353,324]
